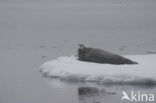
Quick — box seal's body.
[78,44,138,64]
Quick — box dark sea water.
[0,0,156,103]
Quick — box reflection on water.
[78,87,100,96]
[78,86,117,103]
[78,86,105,103]
[44,78,156,103]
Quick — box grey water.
[0,0,156,103]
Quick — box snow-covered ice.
[40,54,156,85]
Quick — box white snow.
[40,54,156,85]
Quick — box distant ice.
[40,54,156,85]
[146,50,156,54]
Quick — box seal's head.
[79,44,85,50]
[78,44,86,60]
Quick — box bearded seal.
[78,44,138,65]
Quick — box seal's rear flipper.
[125,59,138,64]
